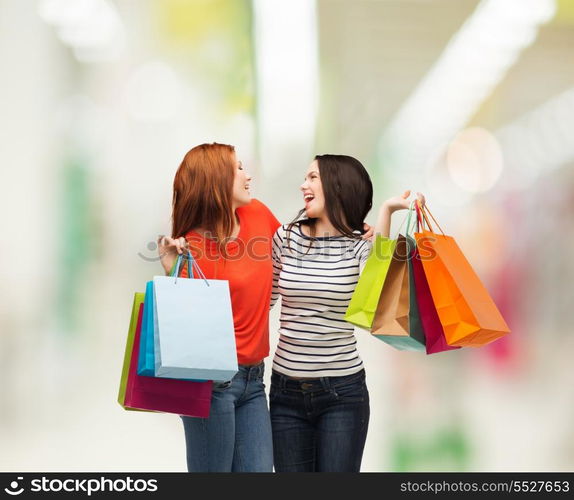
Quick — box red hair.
[171,143,236,246]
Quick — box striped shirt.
[271,222,372,378]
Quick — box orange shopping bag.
[413,202,510,347]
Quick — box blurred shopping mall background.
[1,0,573,471]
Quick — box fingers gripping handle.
[171,251,210,286]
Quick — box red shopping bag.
[411,245,461,354]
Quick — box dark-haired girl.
[269,154,423,472]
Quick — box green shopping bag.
[344,234,397,330]
[118,292,148,411]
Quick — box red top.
[181,199,281,365]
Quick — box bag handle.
[171,253,192,280]
[414,200,425,231]
[422,203,445,236]
[414,200,429,232]
[189,253,209,286]
[405,199,417,236]
[171,252,210,287]
[390,200,416,238]
[414,200,446,236]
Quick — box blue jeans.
[270,369,370,472]
[180,363,273,472]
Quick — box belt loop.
[280,373,286,390]
[320,376,331,392]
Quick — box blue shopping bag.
[137,281,156,376]
[153,253,238,382]
[138,274,203,381]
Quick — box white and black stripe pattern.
[271,223,372,378]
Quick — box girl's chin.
[235,194,252,207]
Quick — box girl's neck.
[311,217,341,238]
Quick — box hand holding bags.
[344,198,510,354]
[153,253,238,381]
[413,202,510,347]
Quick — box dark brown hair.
[287,154,373,250]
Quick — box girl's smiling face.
[232,156,252,208]
[300,160,325,219]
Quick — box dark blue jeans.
[181,363,273,472]
[269,369,370,472]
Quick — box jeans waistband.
[271,369,365,392]
[237,361,264,380]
